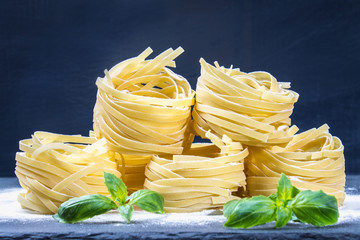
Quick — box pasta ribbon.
[145,131,248,213]
[245,124,345,205]
[15,132,121,214]
[115,153,152,193]
[93,47,195,155]
[193,58,299,147]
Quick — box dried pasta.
[245,124,345,204]
[15,132,121,214]
[144,131,248,213]
[193,58,299,147]
[93,47,195,155]
[93,47,195,192]
[14,47,347,215]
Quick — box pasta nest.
[193,58,299,147]
[245,124,345,205]
[93,47,195,155]
[15,132,121,214]
[144,131,248,213]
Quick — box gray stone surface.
[0,176,359,240]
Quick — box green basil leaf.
[118,204,134,224]
[291,186,300,198]
[223,199,243,218]
[275,206,292,228]
[223,196,276,229]
[128,189,164,214]
[290,212,304,223]
[290,190,339,226]
[104,172,127,204]
[277,173,293,202]
[53,194,116,224]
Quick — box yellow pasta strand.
[145,131,248,213]
[115,153,151,193]
[15,132,121,214]
[245,124,346,205]
[193,58,299,147]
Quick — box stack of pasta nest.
[193,58,345,205]
[144,131,248,213]
[93,47,195,192]
[245,124,346,204]
[15,132,121,214]
[14,47,346,214]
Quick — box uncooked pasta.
[245,124,345,204]
[15,132,121,214]
[145,131,248,213]
[92,47,195,192]
[115,153,152,193]
[93,47,195,155]
[14,47,347,215]
[193,58,299,147]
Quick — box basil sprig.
[223,173,339,229]
[53,172,164,224]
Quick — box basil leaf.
[223,199,242,218]
[275,206,292,228]
[291,212,304,223]
[290,190,339,226]
[277,173,293,202]
[291,186,300,198]
[128,189,164,214]
[104,172,127,204]
[118,204,134,224]
[224,196,276,228]
[53,194,116,223]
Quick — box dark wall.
[1,0,359,176]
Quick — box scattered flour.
[0,188,359,226]
[338,195,360,223]
[0,188,50,221]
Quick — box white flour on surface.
[0,188,359,226]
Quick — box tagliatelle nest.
[93,47,195,156]
[245,124,346,205]
[15,132,121,214]
[144,131,248,213]
[193,58,299,147]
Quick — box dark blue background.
[1,0,359,176]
